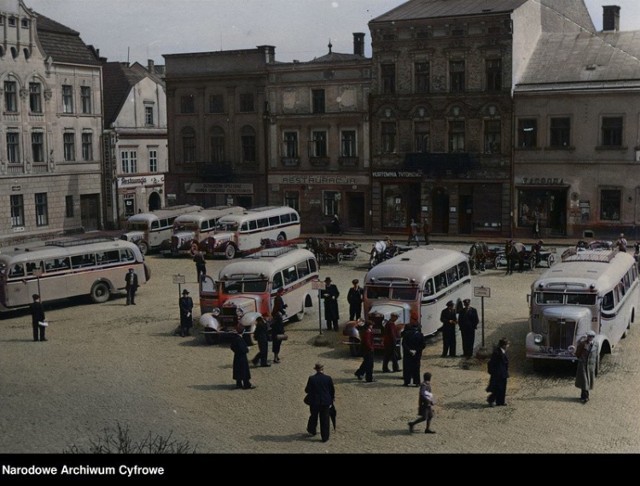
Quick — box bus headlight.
[533,334,543,345]
[211,308,221,317]
[236,307,245,318]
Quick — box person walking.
[271,288,286,363]
[193,250,207,282]
[178,289,194,337]
[305,363,335,442]
[354,320,375,382]
[347,279,364,321]
[486,338,510,406]
[382,313,400,373]
[575,330,598,403]
[251,316,270,367]
[322,277,340,331]
[401,322,425,386]
[408,372,436,434]
[616,233,628,252]
[125,268,139,305]
[230,324,254,390]
[30,293,47,342]
[440,300,457,357]
[407,218,420,246]
[458,299,479,358]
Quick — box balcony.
[310,157,330,168]
[32,164,49,174]
[338,156,359,168]
[6,164,25,175]
[281,157,300,167]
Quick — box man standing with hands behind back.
[125,268,139,305]
[458,298,479,358]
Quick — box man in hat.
[354,320,375,382]
[575,330,598,403]
[401,322,425,386]
[30,293,47,342]
[458,298,479,358]
[125,268,139,305]
[382,313,401,373]
[178,289,194,337]
[305,363,335,442]
[440,300,458,357]
[347,279,364,321]
[271,287,287,363]
[230,323,255,390]
[322,277,340,331]
[251,316,270,367]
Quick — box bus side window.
[424,279,434,296]
[120,249,135,262]
[269,216,281,227]
[602,291,614,311]
[26,261,42,275]
[458,262,469,278]
[257,218,268,229]
[436,272,447,291]
[151,220,160,230]
[297,260,309,277]
[308,258,318,273]
[290,212,299,222]
[9,264,25,278]
[201,220,209,230]
[240,222,249,232]
[446,266,459,283]
[201,276,216,294]
[249,220,258,231]
[168,217,177,226]
[283,266,298,284]
[273,272,284,289]
[281,213,291,224]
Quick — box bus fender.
[200,313,221,333]
[240,311,262,334]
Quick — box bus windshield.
[535,292,596,306]
[222,279,268,294]
[127,222,148,231]
[174,222,199,232]
[216,221,239,231]
[366,286,417,301]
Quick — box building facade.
[0,0,103,245]
[102,61,168,228]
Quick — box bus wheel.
[224,245,236,260]
[90,282,110,303]
[137,241,148,255]
[277,232,286,241]
[291,305,304,322]
[204,333,219,345]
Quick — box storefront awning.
[404,153,480,176]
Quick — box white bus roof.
[126,205,203,223]
[533,250,635,292]
[365,248,468,284]
[218,247,315,280]
[217,206,299,223]
[173,206,244,223]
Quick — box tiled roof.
[370,0,528,23]
[35,13,100,66]
[102,62,146,128]
[307,52,368,63]
[517,30,640,87]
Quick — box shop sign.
[372,171,422,178]
[268,174,369,185]
[521,177,564,185]
[185,182,254,194]
[119,175,165,188]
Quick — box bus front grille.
[547,319,576,350]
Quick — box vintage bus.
[0,237,150,311]
[344,248,471,352]
[199,246,318,344]
[120,204,203,254]
[205,206,301,259]
[169,206,245,255]
[526,249,638,371]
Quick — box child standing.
[408,372,436,434]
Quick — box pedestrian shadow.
[373,429,413,438]
[443,400,491,410]
[190,383,238,391]
[250,433,310,443]
[0,338,41,343]
[526,395,578,403]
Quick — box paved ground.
[1,240,640,454]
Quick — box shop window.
[600,189,621,221]
[323,191,339,217]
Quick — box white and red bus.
[0,237,150,311]
[169,206,245,255]
[199,247,318,344]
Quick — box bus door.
[148,219,162,248]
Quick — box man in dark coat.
[322,277,340,331]
[251,316,270,367]
[458,298,479,358]
[30,293,46,342]
[487,338,509,406]
[346,279,364,321]
[575,330,598,403]
[382,313,400,373]
[230,325,254,389]
[271,288,287,363]
[305,363,335,442]
[440,300,457,357]
[354,320,374,382]
[402,323,425,386]
[193,250,207,282]
[125,268,139,305]
[178,289,194,337]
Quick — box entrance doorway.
[431,188,449,234]
[148,192,162,211]
[347,192,365,230]
[80,194,100,230]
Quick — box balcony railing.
[310,157,330,167]
[338,156,359,168]
[281,157,300,167]
[6,164,25,175]
[32,164,49,174]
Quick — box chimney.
[602,5,620,32]
[353,32,365,56]
[258,45,276,64]
[148,59,155,72]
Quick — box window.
[6,132,20,163]
[210,127,225,163]
[209,94,224,113]
[4,81,17,112]
[8,16,16,27]
[312,89,325,114]
[181,94,195,113]
[65,195,74,218]
[283,131,298,158]
[450,60,465,93]
[602,117,623,147]
[486,59,502,91]
[31,132,44,163]
[241,126,256,162]
[550,117,570,147]
[63,133,75,161]
[29,82,42,113]
[600,189,621,221]
[484,120,501,153]
[10,195,24,227]
[323,191,339,217]
[121,150,138,173]
[149,149,158,172]
[35,193,48,226]
[381,122,396,153]
[182,128,196,163]
[62,85,73,113]
[239,93,254,112]
[381,63,395,94]
[311,130,327,157]
[415,62,430,93]
[21,18,29,28]
[449,121,465,152]
[341,130,357,157]
[145,106,154,125]
[415,122,430,152]
[284,191,299,212]
[518,119,537,148]
[81,86,91,114]
[81,133,93,161]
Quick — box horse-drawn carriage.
[468,241,556,272]
[305,237,359,265]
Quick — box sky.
[21,0,640,65]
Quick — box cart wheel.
[547,254,556,267]
[337,253,343,263]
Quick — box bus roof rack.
[247,246,296,259]
[561,249,618,263]
[45,237,117,247]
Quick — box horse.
[504,241,527,274]
[468,242,488,274]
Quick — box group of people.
[439,298,480,358]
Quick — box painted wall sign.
[185,182,254,194]
[268,174,370,185]
[118,175,165,187]
[372,171,422,178]
[520,177,564,185]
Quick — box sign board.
[172,274,186,285]
[312,281,326,290]
[474,286,491,298]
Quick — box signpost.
[312,280,325,336]
[172,274,186,300]
[474,286,491,357]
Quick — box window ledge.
[595,145,627,151]
[515,146,541,151]
[546,146,575,151]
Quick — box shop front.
[184,182,254,209]
[516,177,568,238]
[372,171,423,235]
[117,174,165,222]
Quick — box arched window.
[241,125,256,163]
[210,126,225,164]
[182,127,196,163]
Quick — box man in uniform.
[230,324,254,390]
[305,363,335,442]
[322,277,340,331]
[440,300,457,357]
[347,279,364,321]
[458,298,479,358]
[125,268,139,305]
[251,316,270,367]
[30,293,47,342]
[178,289,194,337]
[401,322,425,386]
[354,320,375,382]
